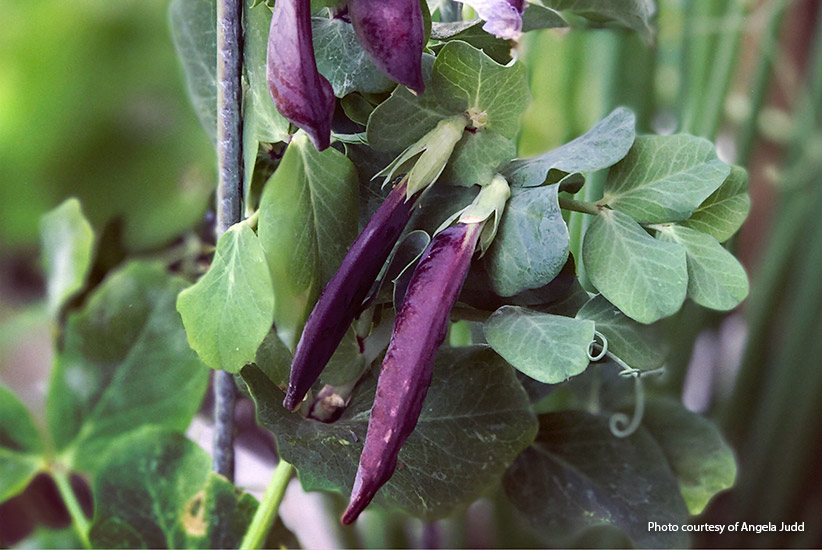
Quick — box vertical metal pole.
[214,0,244,482]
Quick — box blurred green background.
[2,0,822,548]
[0,0,214,252]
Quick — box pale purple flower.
[456,0,525,40]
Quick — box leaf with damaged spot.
[88,427,257,549]
[244,345,537,519]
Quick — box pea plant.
[0,0,750,548]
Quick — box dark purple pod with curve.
[267,0,335,150]
[347,0,425,95]
[341,221,483,525]
[283,180,418,411]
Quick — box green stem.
[679,0,726,133]
[240,460,294,550]
[558,197,601,216]
[694,0,747,139]
[735,0,788,165]
[244,209,260,230]
[52,468,91,549]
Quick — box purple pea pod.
[341,176,511,524]
[267,0,335,150]
[347,0,426,94]
[283,179,418,411]
[284,116,468,411]
[341,221,483,525]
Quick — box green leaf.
[602,135,731,223]
[0,385,44,503]
[320,327,366,386]
[244,345,537,519]
[435,41,528,140]
[367,42,529,184]
[540,0,655,43]
[680,165,750,242]
[430,21,512,64]
[88,428,257,549]
[484,184,569,296]
[657,225,749,311]
[177,223,274,373]
[254,329,293,389]
[365,54,448,152]
[484,306,595,383]
[258,133,359,349]
[503,107,636,187]
[245,1,290,144]
[582,209,687,324]
[15,527,83,550]
[313,17,395,97]
[169,0,217,142]
[503,411,689,549]
[576,294,666,370]
[521,3,568,31]
[39,198,95,316]
[340,93,378,126]
[47,262,209,472]
[641,398,737,515]
[441,129,517,187]
[243,2,290,200]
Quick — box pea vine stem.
[52,468,91,549]
[240,460,295,550]
[558,196,600,216]
[214,0,244,482]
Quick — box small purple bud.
[267,0,335,150]
[283,180,418,411]
[347,0,426,94]
[341,221,483,525]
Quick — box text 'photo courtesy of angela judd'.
[2,0,822,549]
[650,521,807,537]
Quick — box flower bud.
[342,220,483,525]
[377,115,469,198]
[267,0,335,150]
[347,0,426,94]
[283,179,418,411]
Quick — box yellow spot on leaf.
[183,490,207,537]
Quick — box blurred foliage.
[0,0,214,251]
